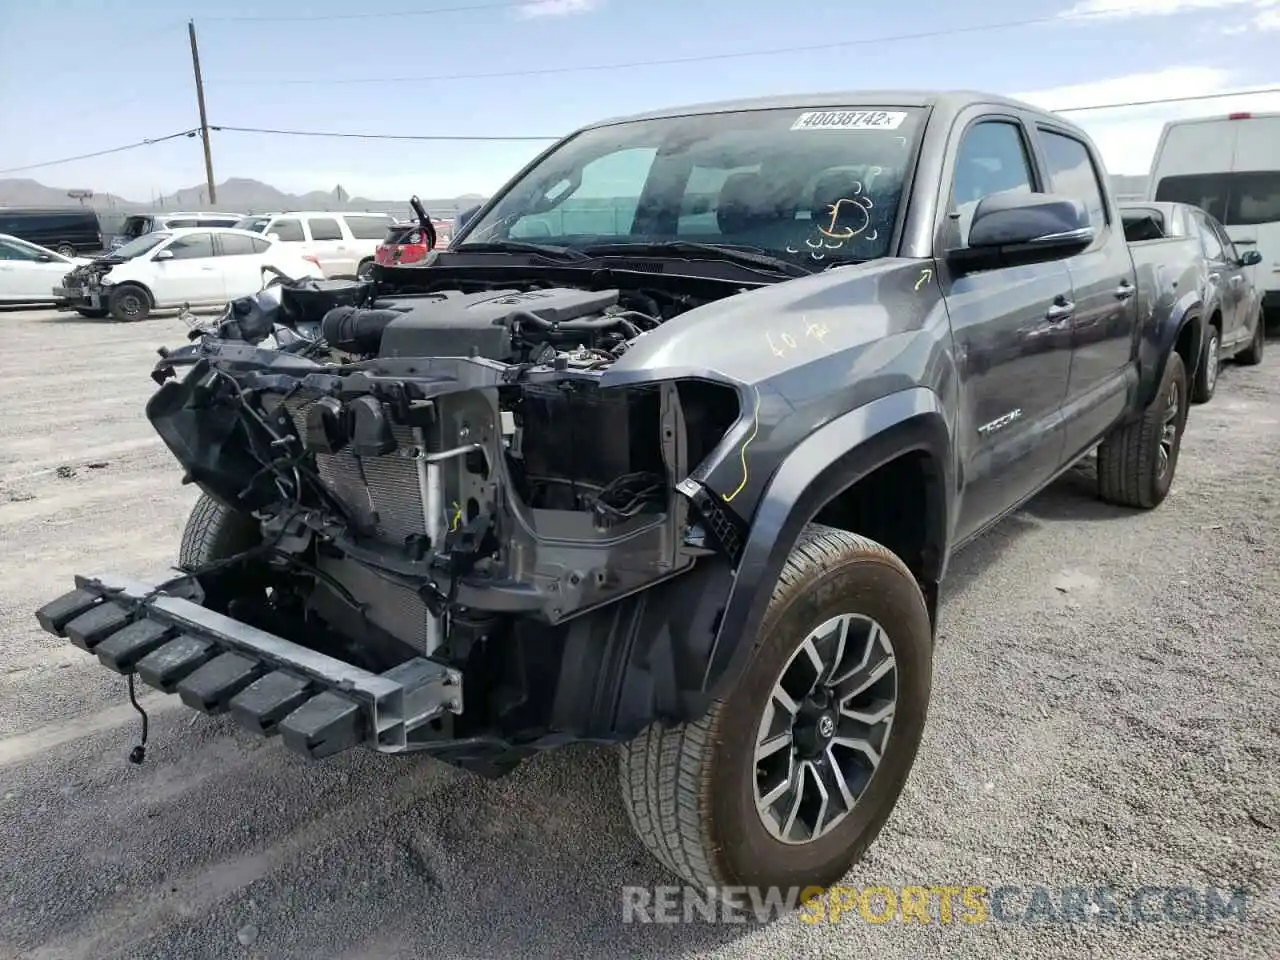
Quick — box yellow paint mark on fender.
[722,389,761,503]
[915,267,933,291]
[449,501,463,533]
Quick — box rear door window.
[344,215,393,239]
[307,217,343,241]
[1154,175,1230,223]
[216,233,259,256]
[1037,127,1109,230]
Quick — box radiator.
[280,396,438,650]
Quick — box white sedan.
[0,233,92,304]
[54,227,327,321]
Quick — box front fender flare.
[699,386,953,701]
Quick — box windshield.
[234,217,272,233]
[122,215,153,238]
[108,233,170,259]
[459,106,924,267]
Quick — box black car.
[0,207,103,257]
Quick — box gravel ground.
[0,306,1276,960]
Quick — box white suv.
[231,211,395,278]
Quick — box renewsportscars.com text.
[621,884,1250,925]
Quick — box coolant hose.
[321,306,402,354]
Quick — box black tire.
[1191,324,1219,403]
[356,259,375,280]
[1236,310,1265,366]
[75,307,109,319]
[107,283,151,322]
[618,524,932,891]
[1097,350,1188,509]
[180,493,260,567]
[55,244,77,258]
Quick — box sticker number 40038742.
[791,110,908,131]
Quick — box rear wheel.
[1191,325,1219,403]
[618,525,932,891]
[357,259,375,280]
[55,244,77,258]
[1236,310,1265,366]
[107,284,151,322]
[1097,350,1188,509]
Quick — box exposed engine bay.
[143,269,746,765]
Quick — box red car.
[374,218,452,267]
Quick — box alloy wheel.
[1157,379,1181,480]
[753,613,897,845]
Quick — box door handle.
[1115,280,1135,300]
[1046,296,1075,323]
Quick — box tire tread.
[618,524,920,888]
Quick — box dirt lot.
[0,307,1276,960]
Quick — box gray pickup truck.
[1121,200,1265,402]
[36,90,1203,895]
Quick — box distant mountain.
[0,177,489,219]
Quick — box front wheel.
[107,284,151,322]
[618,525,932,891]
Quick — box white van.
[231,211,395,279]
[1147,111,1280,317]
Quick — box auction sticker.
[791,110,907,131]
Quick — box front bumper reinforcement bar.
[34,573,463,760]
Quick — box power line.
[1051,86,1280,113]
[7,87,1278,178]
[0,130,199,175]
[199,0,537,22]
[208,87,1280,144]
[213,125,558,142]
[202,7,1192,87]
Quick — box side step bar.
[35,574,463,760]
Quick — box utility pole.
[187,19,217,205]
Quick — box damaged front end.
[37,275,750,774]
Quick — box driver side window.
[0,238,40,261]
[510,147,657,239]
[950,120,1035,248]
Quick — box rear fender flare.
[1138,291,1202,412]
[699,386,953,701]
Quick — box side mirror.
[34,253,53,263]
[153,249,174,261]
[455,204,481,231]
[948,192,1093,270]
[1239,249,1263,267]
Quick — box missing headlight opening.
[131,267,746,762]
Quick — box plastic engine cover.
[377,287,620,360]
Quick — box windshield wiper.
[452,240,590,262]
[580,241,812,278]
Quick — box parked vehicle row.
[1148,111,1280,323]
[1120,200,1266,402]
[37,90,1216,898]
[54,227,324,321]
[109,212,247,251]
[0,233,92,304]
[231,211,396,278]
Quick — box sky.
[2,0,1279,202]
